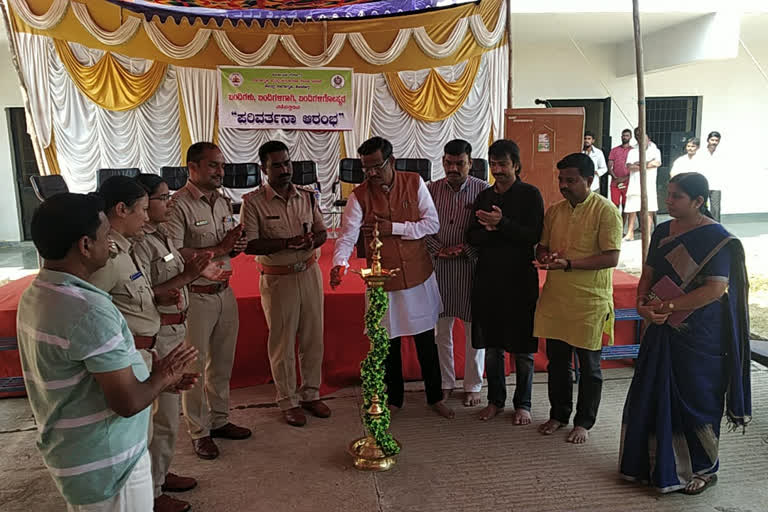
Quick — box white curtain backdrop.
[176,66,218,144]
[14,32,53,174]
[342,73,376,158]
[371,51,492,180]
[49,41,180,192]
[487,44,509,141]
[217,128,341,228]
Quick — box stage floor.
[0,240,639,397]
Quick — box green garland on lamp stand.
[360,286,400,456]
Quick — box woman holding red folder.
[619,172,751,495]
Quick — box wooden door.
[504,108,584,209]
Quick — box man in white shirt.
[330,136,454,419]
[670,137,701,178]
[699,131,723,221]
[624,129,662,241]
[582,131,608,195]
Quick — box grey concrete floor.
[2,367,767,512]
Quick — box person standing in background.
[670,138,701,178]
[699,131,723,222]
[608,129,633,223]
[582,131,608,196]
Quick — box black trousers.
[546,339,603,430]
[385,330,443,408]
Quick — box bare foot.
[538,418,565,435]
[388,404,400,415]
[566,426,589,444]
[442,389,453,401]
[463,391,482,407]
[478,404,504,421]
[511,408,532,425]
[431,400,455,419]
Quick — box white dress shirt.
[625,142,662,213]
[583,146,607,191]
[697,149,722,189]
[670,154,703,178]
[333,178,443,338]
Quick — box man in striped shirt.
[17,193,198,511]
[426,139,489,407]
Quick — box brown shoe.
[162,473,197,493]
[300,400,331,418]
[210,422,252,440]
[154,494,190,512]
[192,436,219,460]
[282,407,307,427]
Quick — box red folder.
[649,275,691,327]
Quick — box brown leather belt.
[190,281,229,294]
[160,312,186,326]
[260,254,317,276]
[134,335,156,350]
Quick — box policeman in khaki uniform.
[242,140,329,427]
[165,143,251,461]
[134,174,231,512]
[90,176,199,512]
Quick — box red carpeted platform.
[0,240,639,398]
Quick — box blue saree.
[619,221,751,493]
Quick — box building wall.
[0,41,23,242]
[511,40,768,214]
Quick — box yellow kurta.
[533,192,623,350]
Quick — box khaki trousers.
[149,324,185,497]
[260,263,324,410]
[182,287,239,439]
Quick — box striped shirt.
[426,176,489,321]
[16,269,150,505]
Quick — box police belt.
[260,254,317,276]
[133,334,157,350]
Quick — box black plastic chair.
[30,175,68,201]
[292,160,319,190]
[160,166,188,191]
[395,158,431,182]
[223,163,260,214]
[223,163,260,189]
[97,168,140,189]
[470,158,489,181]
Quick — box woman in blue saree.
[619,172,751,495]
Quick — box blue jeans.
[485,348,535,410]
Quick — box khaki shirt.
[133,223,189,315]
[89,229,161,337]
[165,181,235,286]
[241,183,325,266]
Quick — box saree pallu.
[619,222,751,493]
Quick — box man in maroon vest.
[330,136,454,419]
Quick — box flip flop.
[680,474,718,495]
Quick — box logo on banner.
[228,72,243,88]
[331,74,345,89]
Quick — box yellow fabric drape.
[384,55,481,123]
[43,131,61,175]
[53,38,167,111]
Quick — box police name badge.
[162,253,174,262]
[194,220,209,227]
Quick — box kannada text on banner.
[219,66,353,131]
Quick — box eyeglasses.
[150,194,171,202]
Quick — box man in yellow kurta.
[533,153,622,444]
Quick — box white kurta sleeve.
[332,193,364,268]
[390,178,440,240]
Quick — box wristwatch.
[564,259,572,272]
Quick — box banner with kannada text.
[218,66,353,131]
